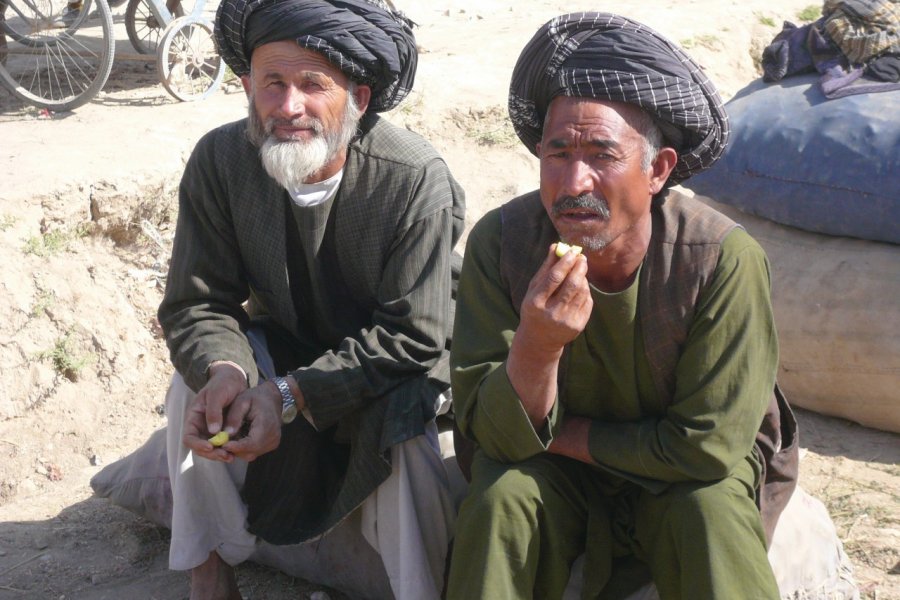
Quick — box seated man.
[158,1,465,598]
[447,12,797,600]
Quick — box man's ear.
[649,147,678,194]
[354,84,372,113]
[241,74,252,97]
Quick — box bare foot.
[190,551,242,600]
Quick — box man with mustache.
[157,1,465,598]
[447,13,798,600]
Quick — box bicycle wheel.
[1,0,93,44]
[0,0,114,110]
[124,0,182,55]
[156,15,223,102]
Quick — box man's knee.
[640,474,761,543]
[461,453,579,529]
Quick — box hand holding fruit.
[554,241,583,258]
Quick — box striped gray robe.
[158,113,465,543]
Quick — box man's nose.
[278,86,306,118]
[560,158,595,197]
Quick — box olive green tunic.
[448,201,780,599]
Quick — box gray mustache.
[265,117,324,136]
[551,194,610,219]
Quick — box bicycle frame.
[141,0,207,33]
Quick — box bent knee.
[650,475,758,533]
[462,454,579,526]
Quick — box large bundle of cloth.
[682,193,900,436]
[686,74,899,244]
[762,0,900,98]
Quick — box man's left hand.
[219,381,284,462]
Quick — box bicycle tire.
[0,0,114,110]
[0,0,94,46]
[0,18,7,66]
[157,16,223,102]
[124,0,182,55]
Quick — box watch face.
[282,403,298,424]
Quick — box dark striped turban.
[509,12,729,184]
[215,0,417,113]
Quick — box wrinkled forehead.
[543,97,647,139]
[249,41,351,86]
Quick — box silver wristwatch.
[273,376,298,424]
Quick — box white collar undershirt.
[287,169,344,207]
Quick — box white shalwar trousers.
[165,373,458,600]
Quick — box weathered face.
[246,41,354,143]
[537,96,668,252]
[242,41,370,184]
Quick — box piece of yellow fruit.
[555,242,583,258]
[208,431,229,447]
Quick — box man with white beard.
[156,1,465,598]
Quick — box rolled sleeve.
[451,210,561,463]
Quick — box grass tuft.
[36,331,93,381]
[680,34,721,50]
[23,225,87,257]
[0,214,17,231]
[797,5,821,21]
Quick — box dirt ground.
[1,0,898,598]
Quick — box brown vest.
[498,188,798,543]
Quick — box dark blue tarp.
[685,74,899,244]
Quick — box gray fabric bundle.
[509,12,730,184]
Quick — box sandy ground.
[1,0,898,598]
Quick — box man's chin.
[560,231,614,252]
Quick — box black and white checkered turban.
[215,0,417,113]
[509,13,729,184]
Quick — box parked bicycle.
[0,0,224,111]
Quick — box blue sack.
[685,74,899,244]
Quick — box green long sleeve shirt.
[451,207,778,490]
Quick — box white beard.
[247,87,362,190]
[259,134,331,191]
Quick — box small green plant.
[680,34,721,50]
[37,332,92,381]
[758,15,776,27]
[797,5,821,21]
[23,225,87,257]
[470,124,518,147]
[30,290,57,318]
[0,214,17,231]
[396,89,424,117]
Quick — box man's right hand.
[182,363,248,462]
[517,243,592,354]
[507,244,593,428]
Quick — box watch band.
[273,376,298,424]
